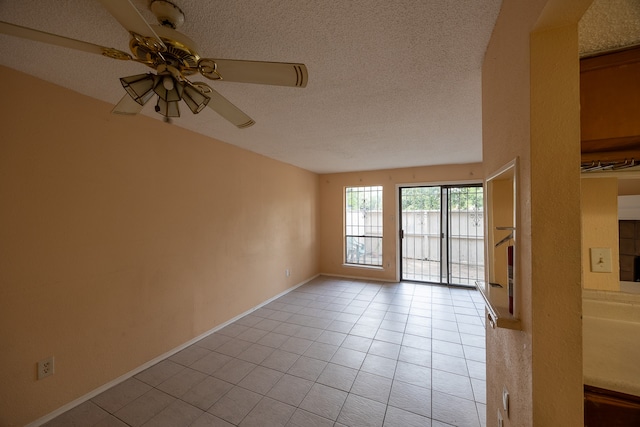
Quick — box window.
[345,186,383,266]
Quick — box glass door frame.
[398,182,484,286]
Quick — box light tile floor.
[43,276,487,427]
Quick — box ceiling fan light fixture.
[120,73,157,105]
[162,75,174,90]
[182,82,210,114]
[153,75,183,102]
[139,90,155,105]
[155,97,180,118]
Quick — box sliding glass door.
[400,185,484,286]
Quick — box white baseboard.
[27,274,318,427]
[320,272,398,283]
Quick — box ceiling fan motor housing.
[129,25,200,75]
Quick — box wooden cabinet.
[580,46,640,162]
[584,385,640,426]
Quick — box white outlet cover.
[38,356,55,380]
[590,247,612,273]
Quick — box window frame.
[344,185,383,267]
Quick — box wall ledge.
[583,288,640,304]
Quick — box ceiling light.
[153,74,183,102]
[120,72,211,119]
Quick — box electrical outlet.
[285,269,290,277]
[38,356,54,380]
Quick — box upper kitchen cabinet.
[580,46,640,163]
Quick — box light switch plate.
[590,248,612,273]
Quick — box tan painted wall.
[581,177,620,290]
[483,4,540,423]
[482,0,591,425]
[319,164,482,281]
[0,67,319,426]
[618,177,640,195]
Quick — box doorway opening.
[400,185,484,286]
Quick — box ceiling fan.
[0,0,308,127]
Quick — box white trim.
[341,263,384,270]
[485,158,517,183]
[395,184,402,282]
[26,274,319,427]
[321,272,397,283]
[395,179,483,189]
[582,170,640,180]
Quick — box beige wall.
[0,67,319,426]
[482,0,591,425]
[581,177,620,290]
[319,164,482,281]
[619,177,640,195]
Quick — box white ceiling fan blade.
[98,0,166,50]
[199,59,308,88]
[206,88,255,129]
[0,21,130,59]
[111,94,144,115]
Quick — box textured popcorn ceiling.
[579,0,640,57]
[2,1,634,173]
[0,0,503,173]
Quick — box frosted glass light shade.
[182,83,210,113]
[155,98,180,117]
[120,74,157,105]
